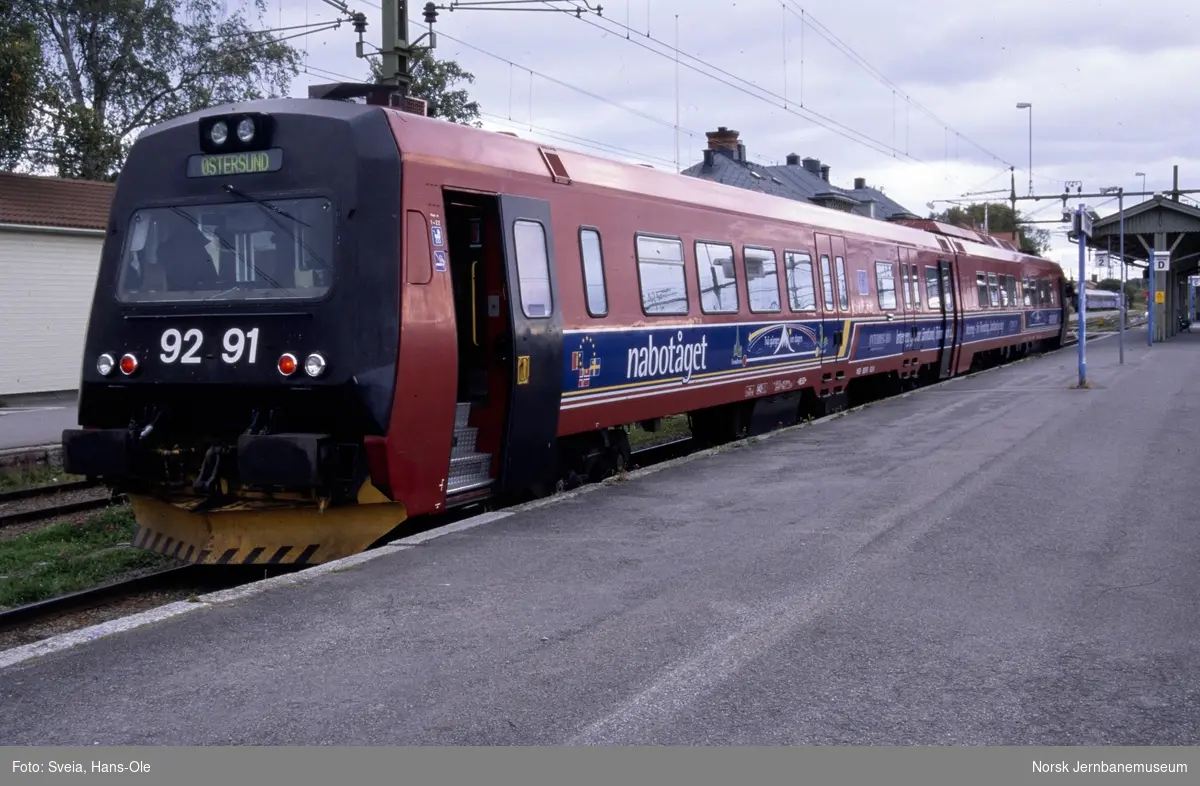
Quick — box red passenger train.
[61,91,1069,566]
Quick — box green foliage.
[7,0,303,180]
[1096,278,1122,292]
[930,202,1052,257]
[367,49,481,127]
[0,9,41,170]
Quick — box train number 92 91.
[159,327,260,365]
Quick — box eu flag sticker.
[434,250,447,272]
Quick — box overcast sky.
[270,0,1200,279]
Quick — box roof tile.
[0,172,115,231]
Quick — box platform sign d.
[1153,251,1171,272]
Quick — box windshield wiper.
[223,183,309,227]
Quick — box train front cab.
[60,98,411,567]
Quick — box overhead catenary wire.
[557,0,1065,191]
[301,61,707,169]
[545,2,921,163]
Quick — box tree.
[930,202,1052,257]
[0,9,41,170]
[8,0,303,180]
[366,49,481,127]
[1096,278,1122,292]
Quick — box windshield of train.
[115,196,334,303]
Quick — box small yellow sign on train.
[517,355,531,385]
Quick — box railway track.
[0,480,121,530]
[0,564,284,638]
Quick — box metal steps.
[447,401,493,495]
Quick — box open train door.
[496,195,564,499]
[936,257,959,379]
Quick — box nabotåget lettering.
[626,332,708,383]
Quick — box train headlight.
[304,353,326,378]
[236,117,256,144]
[278,353,298,376]
[209,120,229,146]
[96,354,115,376]
[119,353,139,376]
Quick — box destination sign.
[187,148,283,178]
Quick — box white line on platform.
[0,334,1120,672]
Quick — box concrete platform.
[0,391,77,452]
[2,328,1199,745]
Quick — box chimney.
[786,153,801,166]
[820,164,830,182]
[705,126,740,159]
[702,149,716,168]
[737,141,746,162]
[802,157,821,174]
[854,177,866,190]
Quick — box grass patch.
[0,505,171,609]
[0,459,83,493]
[627,414,692,449]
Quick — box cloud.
[270,0,1200,275]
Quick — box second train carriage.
[61,94,1068,566]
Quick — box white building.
[0,172,114,396]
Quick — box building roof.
[679,136,920,222]
[0,172,115,231]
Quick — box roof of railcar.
[384,107,1060,272]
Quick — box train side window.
[834,256,849,310]
[784,251,817,311]
[941,264,955,309]
[819,255,835,310]
[1023,277,1033,306]
[976,272,989,307]
[513,219,553,318]
[578,227,608,317]
[635,234,688,315]
[924,265,942,309]
[694,241,739,313]
[910,265,923,310]
[987,272,1000,307]
[1005,275,1017,308]
[875,261,897,310]
[744,246,781,312]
